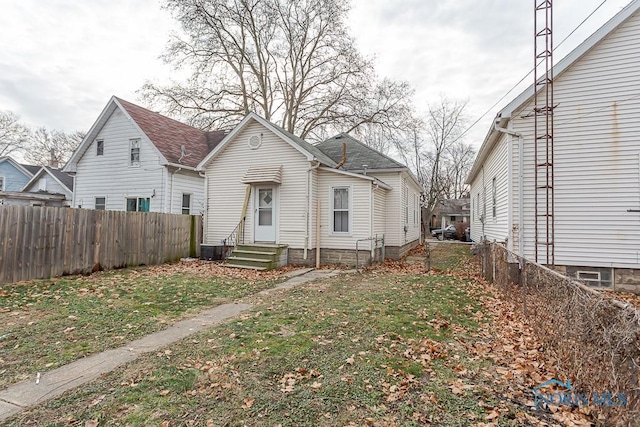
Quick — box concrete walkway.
[0,267,349,422]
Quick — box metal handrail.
[221,217,245,260]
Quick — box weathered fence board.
[0,206,201,285]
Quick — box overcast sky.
[0,0,634,152]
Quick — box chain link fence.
[477,242,640,423]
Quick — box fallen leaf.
[85,421,99,427]
[88,394,106,407]
[242,397,255,409]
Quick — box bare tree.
[25,128,85,167]
[0,111,30,157]
[140,0,415,141]
[408,96,474,232]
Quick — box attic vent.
[248,135,262,150]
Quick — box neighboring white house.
[197,113,422,267]
[467,0,640,291]
[64,96,225,214]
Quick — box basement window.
[566,266,613,289]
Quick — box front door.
[254,186,277,242]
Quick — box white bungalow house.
[64,96,225,214]
[467,0,640,291]
[197,113,422,268]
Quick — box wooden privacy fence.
[0,205,201,285]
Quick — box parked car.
[431,224,457,240]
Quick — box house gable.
[0,157,36,192]
[72,106,165,211]
[198,113,336,170]
[23,166,73,198]
[202,118,314,247]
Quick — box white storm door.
[254,186,277,242]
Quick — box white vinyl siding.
[73,108,165,212]
[372,172,401,247]
[203,120,310,248]
[469,133,509,243]
[509,10,640,267]
[373,186,387,239]
[369,171,421,247]
[318,170,371,249]
[168,171,205,215]
[471,10,640,269]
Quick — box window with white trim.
[332,187,350,233]
[182,193,191,215]
[0,176,4,191]
[130,139,140,166]
[95,197,106,210]
[126,197,150,212]
[96,140,104,156]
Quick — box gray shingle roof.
[20,163,41,175]
[45,166,74,191]
[269,122,337,167]
[316,133,406,171]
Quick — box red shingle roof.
[116,98,225,168]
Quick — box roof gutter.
[165,162,198,172]
[494,120,524,261]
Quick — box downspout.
[494,121,524,259]
[370,182,374,260]
[305,160,320,260]
[201,170,207,245]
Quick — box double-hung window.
[95,197,106,210]
[130,139,140,166]
[181,194,191,215]
[96,140,104,156]
[332,187,350,233]
[126,197,150,212]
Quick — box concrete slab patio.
[0,267,349,422]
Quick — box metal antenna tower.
[534,0,555,265]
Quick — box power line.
[456,0,610,143]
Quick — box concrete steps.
[225,244,288,270]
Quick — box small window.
[126,197,150,212]
[492,177,497,218]
[182,194,191,215]
[96,140,104,156]
[130,139,140,166]
[95,197,106,210]
[332,187,349,233]
[39,178,47,192]
[0,176,4,191]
